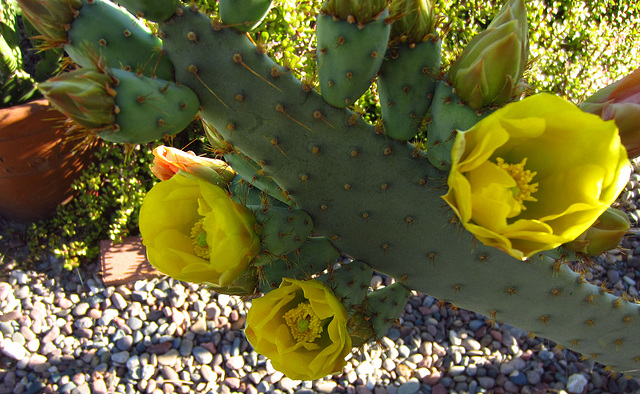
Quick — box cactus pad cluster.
[21,0,640,380]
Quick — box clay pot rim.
[0,99,70,143]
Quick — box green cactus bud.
[564,207,631,256]
[37,68,116,129]
[487,0,528,37]
[389,0,435,43]
[225,151,291,204]
[316,7,391,107]
[257,237,340,293]
[250,204,314,258]
[317,260,372,317]
[487,0,528,71]
[321,0,387,24]
[99,68,199,144]
[448,0,528,110]
[18,0,83,45]
[40,66,199,144]
[346,282,411,344]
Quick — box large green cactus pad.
[159,7,640,376]
[115,0,179,23]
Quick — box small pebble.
[192,346,213,364]
[0,339,27,360]
[111,293,127,311]
[567,373,588,393]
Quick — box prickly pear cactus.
[23,0,640,381]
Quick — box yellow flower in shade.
[245,278,352,381]
[139,173,261,287]
[442,93,630,260]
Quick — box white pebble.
[567,373,588,393]
[1,338,27,360]
[111,292,127,311]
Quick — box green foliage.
[242,0,637,128]
[1,0,63,107]
[0,0,37,107]
[10,142,157,270]
[436,0,640,102]
[251,0,321,82]
[526,1,640,101]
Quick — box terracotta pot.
[0,99,97,222]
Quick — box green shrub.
[0,141,155,270]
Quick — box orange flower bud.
[150,146,236,187]
[581,68,640,158]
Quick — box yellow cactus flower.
[139,173,260,287]
[245,278,352,381]
[442,93,630,260]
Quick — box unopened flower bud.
[487,0,527,42]
[151,145,236,187]
[18,0,82,45]
[448,0,528,110]
[37,68,116,129]
[564,207,631,256]
[581,68,640,158]
[389,0,435,43]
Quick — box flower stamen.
[283,302,323,343]
[190,218,210,259]
[495,157,539,210]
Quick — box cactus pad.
[378,39,441,141]
[218,0,273,32]
[316,9,391,108]
[98,68,199,144]
[67,0,174,80]
[158,8,640,376]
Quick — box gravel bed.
[2,160,640,394]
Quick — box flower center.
[190,218,210,259]
[283,302,323,343]
[495,157,539,210]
